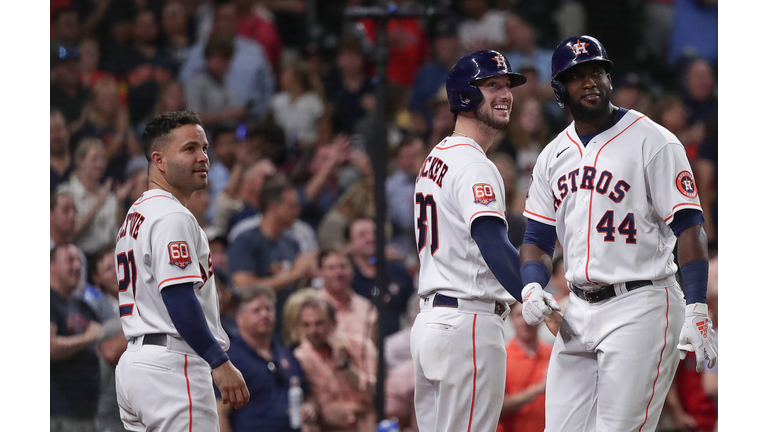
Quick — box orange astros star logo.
[571,39,590,56]
[492,54,506,68]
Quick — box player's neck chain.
[452,130,471,139]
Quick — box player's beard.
[475,102,510,130]
[567,90,612,123]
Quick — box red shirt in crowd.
[496,339,552,432]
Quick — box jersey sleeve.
[646,143,702,225]
[523,150,556,226]
[451,161,507,231]
[150,212,204,291]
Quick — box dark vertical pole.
[372,13,389,423]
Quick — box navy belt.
[571,280,653,304]
[132,333,167,347]
[432,293,506,317]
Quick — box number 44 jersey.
[114,189,229,350]
[414,136,516,304]
[524,110,702,289]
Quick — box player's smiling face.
[162,124,210,193]
[474,75,513,130]
[560,62,612,118]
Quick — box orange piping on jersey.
[134,194,174,205]
[664,203,702,222]
[584,116,648,282]
[523,209,556,222]
[565,131,584,157]
[467,314,478,432]
[639,287,670,432]
[185,355,193,432]
[470,210,504,220]
[158,275,203,287]
[434,143,485,155]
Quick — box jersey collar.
[436,135,486,155]
[135,188,182,205]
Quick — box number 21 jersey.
[114,189,229,350]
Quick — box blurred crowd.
[49,0,718,431]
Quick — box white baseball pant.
[544,282,684,432]
[115,335,219,432]
[411,294,507,432]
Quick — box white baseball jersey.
[115,189,229,350]
[414,136,516,303]
[524,109,701,288]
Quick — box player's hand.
[544,310,563,336]
[521,283,561,326]
[677,303,717,372]
[212,360,250,409]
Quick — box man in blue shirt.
[217,286,316,431]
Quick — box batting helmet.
[550,35,612,108]
[446,50,527,114]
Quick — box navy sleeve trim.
[471,216,523,302]
[161,282,229,368]
[670,209,705,237]
[522,219,557,257]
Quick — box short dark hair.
[51,242,73,263]
[344,217,374,243]
[259,179,292,213]
[318,245,350,267]
[204,35,234,60]
[211,125,237,144]
[141,110,202,161]
[238,285,277,310]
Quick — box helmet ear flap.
[551,78,566,109]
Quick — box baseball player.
[114,111,249,431]
[520,35,717,432]
[411,50,558,432]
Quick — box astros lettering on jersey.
[524,109,701,287]
[115,189,229,350]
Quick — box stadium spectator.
[228,180,317,338]
[51,110,76,192]
[695,119,717,240]
[282,288,323,349]
[385,358,417,432]
[80,246,119,324]
[347,218,414,338]
[180,1,275,121]
[505,98,551,194]
[317,247,378,344]
[270,60,330,153]
[233,0,283,69]
[51,8,82,47]
[188,186,212,229]
[106,9,176,123]
[159,0,195,66]
[78,37,109,90]
[294,297,377,432]
[73,75,142,182]
[651,95,704,161]
[185,35,247,129]
[51,191,78,249]
[62,138,130,257]
[383,293,420,373]
[50,243,101,432]
[489,152,527,247]
[212,158,276,233]
[681,58,717,128]
[496,302,551,432]
[360,0,429,88]
[385,136,426,256]
[293,136,352,230]
[425,88,455,147]
[457,0,509,52]
[610,72,654,115]
[668,0,718,66]
[502,14,553,82]
[51,45,90,125]
[317,179,376,250]
[407,22,460,123]
[207,126,241,213]
[120,156,149,211]
[217,286,316,432]
[324,37,376,136]
[135,78,188,137]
